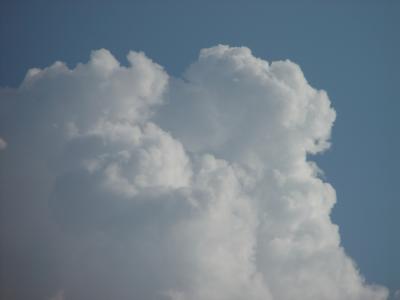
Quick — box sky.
[0,1,399,299]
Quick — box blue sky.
[0,1,399,298]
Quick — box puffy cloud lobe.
[0,46,389,300]
[69,121,191,198]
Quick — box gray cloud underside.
[0,46,388,300]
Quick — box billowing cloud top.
[0,45,388,300]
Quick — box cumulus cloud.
[0,46,389,300]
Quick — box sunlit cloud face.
[0,45,388,300]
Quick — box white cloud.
[0,46,388,300]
